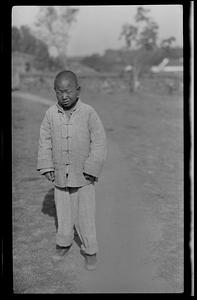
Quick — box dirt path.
[12,91,176,293]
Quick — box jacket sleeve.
[83,109,107,178]
[37,110,54,171]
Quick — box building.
[151,57,183,73]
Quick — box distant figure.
[37,70,107,270]
[165,78,175,95]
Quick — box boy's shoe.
[85,254,97,270]
[52,244,71,261]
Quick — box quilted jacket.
[37,99,107,187]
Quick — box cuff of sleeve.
[83,172,98,180]
[83,162,101,178]
[37,159,54,170]
[39,168,54,175]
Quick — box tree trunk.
[129,69,140,93]
[59,54,69,70]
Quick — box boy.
[37,70,107,270]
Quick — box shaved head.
[54,70,79,89]
[54,70,80,110]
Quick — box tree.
[120,6,175,92]
[33,39,50,70]
[160,36,176,49]
[19,25,37,54]
[34,6,79,68]
[12,26,22,51]
[160,36,177,58]
[12,25,59,71]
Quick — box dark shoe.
[52,244,71,261]
[85,254,97,270]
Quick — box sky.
[12,5,183,57]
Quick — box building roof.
[68,61,99,76]
[166,57,183,66]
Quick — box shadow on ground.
[41,188,82,249]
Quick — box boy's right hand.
[44,171,55,182]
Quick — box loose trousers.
[54,183,98,255]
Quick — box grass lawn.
[12,81,183,292]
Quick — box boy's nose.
[62,92,68,98]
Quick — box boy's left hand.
[83,173,97,183]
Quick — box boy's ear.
[77,86,81,92]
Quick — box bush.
[81,54,115,72]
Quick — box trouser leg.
[54,186,74,247]
[76,184,98,255]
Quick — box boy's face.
[54,77,80,110]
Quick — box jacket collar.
[56,98,81,114]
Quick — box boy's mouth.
[62,99,70,104]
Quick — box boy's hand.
[44,171,55,182]
[83,173,96,183]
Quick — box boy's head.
[54,70,80,110]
